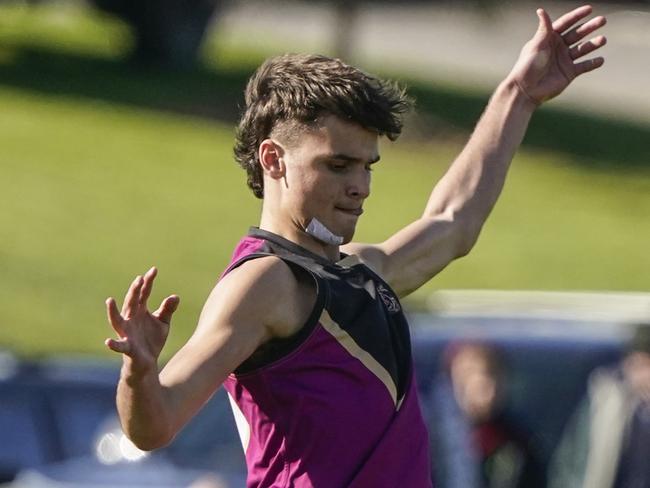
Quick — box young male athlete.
[105,6,607,487]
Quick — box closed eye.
[322,154,380,173]
[328,163,348,172]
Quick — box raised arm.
[105,259,308,449]
[345,5,606,297]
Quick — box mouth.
[335,207,364,216]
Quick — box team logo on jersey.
[377,284,401,313]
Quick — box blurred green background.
[1,1,648,359]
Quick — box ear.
[258,139,285,180]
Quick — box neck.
[259,210,340,262]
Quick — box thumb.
[535,8,553,37]
[105,337,131,355]
[154,295,180,324]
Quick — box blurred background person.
[549,323,650,488]
[429,341,545,488]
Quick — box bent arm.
[112,258,301,450]
[347,80,533,297]
[378,80,534,296]
[345,6,606,297]
[115,359,173,450]
[115,296,268,450]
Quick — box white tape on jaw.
[305,218,344,245]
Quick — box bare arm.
[105,268,179,449]
[344,5,607,297]
[105,259,309,450]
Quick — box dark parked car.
[0,354,245,487]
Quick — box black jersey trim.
[226,251,327,376]
[248,227,350,267]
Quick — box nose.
[346,167,371,200]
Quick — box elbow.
[133,440,169,452]
[123,425,175,452]
[455,243,472,259]
[435,207,483,259]
[129,432,174,452]
[454,223,483,258]
[456,235,477,258]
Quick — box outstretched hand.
[510,5,607,105]
[105,267,180,376]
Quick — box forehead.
[296,115,380,162]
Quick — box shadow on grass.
[0,46,250,121]
[1,45,648,168]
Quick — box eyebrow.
[325,153,381,165]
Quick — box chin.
[340,228,356,245]
[334,221,355,239]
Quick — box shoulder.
[221,255,299,290]
[210,255,315,337]
[214,256,299,316]
[340,242,387,278]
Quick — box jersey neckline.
[248,227,351,267]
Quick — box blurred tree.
[328,0,501,62]
[331,0,357,62]
[89,0,220,69]
[328,0,648,60]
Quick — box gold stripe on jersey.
[319,309,398,407]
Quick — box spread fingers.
[139,267,158,307]
[122,275,143,317]
[552,5,593,33]
[563,16,606,45]
[570,35,607,60]
[106,297,125,336]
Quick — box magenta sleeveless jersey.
[221,228,433,488]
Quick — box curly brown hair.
[233,53,413,199]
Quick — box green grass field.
[1,2,649,358]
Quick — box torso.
[221,228,432,488]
